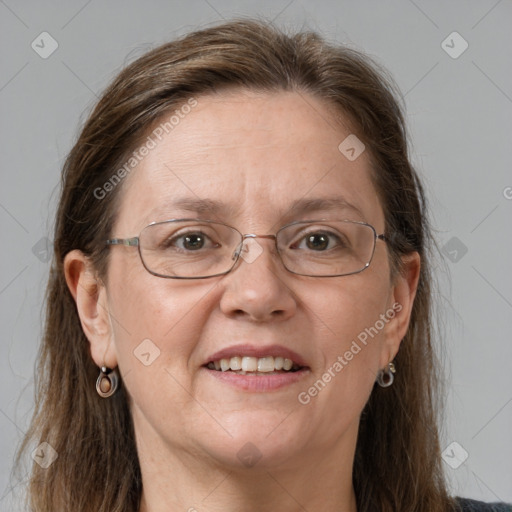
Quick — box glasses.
[106,218,388,279]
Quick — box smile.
[203,355,309,392]
[206,355,303,374]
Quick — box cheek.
[107,276,219,439]
[106,261,212,384]
[312,270,390,350]
[302,268,391,413]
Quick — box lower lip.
[202,367,310,391]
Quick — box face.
[69,90,418,472]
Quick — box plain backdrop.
[1,1,511,509]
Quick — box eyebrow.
[147,197,239,219]
[147,196,365,222]
[286,196,365,220]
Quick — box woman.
[15,19,511,512]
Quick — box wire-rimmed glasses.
[106,218,388,279]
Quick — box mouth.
[204,355,304,375]
[201,345,310,391]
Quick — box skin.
[64,90,420,512]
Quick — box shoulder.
[454,497,512,512]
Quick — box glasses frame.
[106,218,388,279]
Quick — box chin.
[198,412,308,470]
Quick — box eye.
[163,230,220,251]
[292,229,348,251]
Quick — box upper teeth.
[208,356,298,372]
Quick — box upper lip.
[203,344,308,368]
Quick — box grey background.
[1,0,511,509]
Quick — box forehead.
[114,90,384,233]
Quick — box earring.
[96,366,119,398]
[376,361,396,387]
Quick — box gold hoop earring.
[376,361,396,387]
[96,366,119,398]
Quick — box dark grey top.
[456,497,512,511]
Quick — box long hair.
[15,18,456,512]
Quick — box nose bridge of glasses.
[243,234,276,241]
[232,233,277,261]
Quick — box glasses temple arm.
[106,237,139,246]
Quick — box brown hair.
[15,18,456,512]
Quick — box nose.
[219,235,297,322]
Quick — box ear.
[63,249,118,369]
[380,251,421,368]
